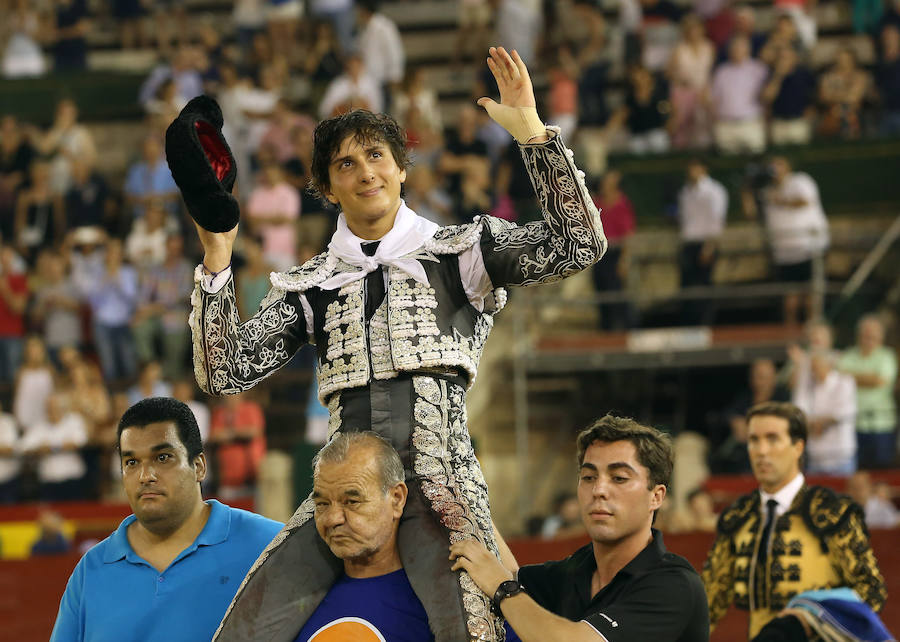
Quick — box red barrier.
[0,554,81,641]
[702,472,900,498]
[2,529,894,641]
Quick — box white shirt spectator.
[0,412,21,484]
[793,368,857,473]
[233,0,267,30]
[125,217,178,269]
[359,13,405,85]
[678,175,728,242]
[2,6,46,78]
[21,412,88,483]
[319,72,383,119]
[187,400,211,444]
[495,0,542,66]
[14,367,54,430]
[864,496,900,529]
[765,172,829,265]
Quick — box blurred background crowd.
[0,0,898,564]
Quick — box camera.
[744,161,775,191]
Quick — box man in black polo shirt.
[450,415,708,642]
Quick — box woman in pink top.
[246,161,300,270]
[590,170,637,330]
[667,14,715,148]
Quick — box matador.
[166,47,607,642]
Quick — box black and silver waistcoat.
[189,130,607,400]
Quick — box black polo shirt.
[517,529,708,642]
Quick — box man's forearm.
[501,593,603,642]
[848,372,887,388]
[492,524,519,573]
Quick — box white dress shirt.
[318,73,383,119]
[792,368,857,473]
[759,472,805,518]
[20,412,88,483]
[0,413,21,483]
[359,14,405,85]
[678,175,728,242]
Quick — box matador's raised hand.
[476,46,548,144]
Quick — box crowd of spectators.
[0,333,267,503]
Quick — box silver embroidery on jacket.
[411,376,504,641]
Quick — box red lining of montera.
[195,121,232,182]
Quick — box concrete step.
[382,1,459,30]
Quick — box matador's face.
[324,134,407,236]
[747,415,803,493]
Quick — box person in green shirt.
[838,315,898,468]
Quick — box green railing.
[606,137,900,221]
[0,71,145,124]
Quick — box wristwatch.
[491,579,524,615]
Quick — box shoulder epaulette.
[424,221,482,255]
[717,491,760,535]
[801,485,865,538]
[269,252,336,292]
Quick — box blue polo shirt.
[50,499,282,642]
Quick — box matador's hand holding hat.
[165,95,240,233]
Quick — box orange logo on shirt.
[306,617,387,642]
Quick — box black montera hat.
[165,95,239,233]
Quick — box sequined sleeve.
[701,531,736,630]
[478,129,607,288]
[189,266,307,395]
[827,509,888,612]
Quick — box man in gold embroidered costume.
[168,48,606,642]
[701,401,886,639]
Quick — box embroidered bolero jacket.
[701,485,887,638]
[189,131,607,401]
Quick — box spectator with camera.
[745,156,829,325]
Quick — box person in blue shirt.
[293,430,521,642]
[123,136,180,218]
[50,397,282,642]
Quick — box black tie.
[752,499,779,606]
[362,241,385,321]
[758,499,779,567]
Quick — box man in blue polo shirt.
[50,397,282,642]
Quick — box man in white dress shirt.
[20,393,87,501]
[356,0,405,108]
[792,349,857,474]
[677,158,728,325]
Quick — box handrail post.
[512,294,531,526]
